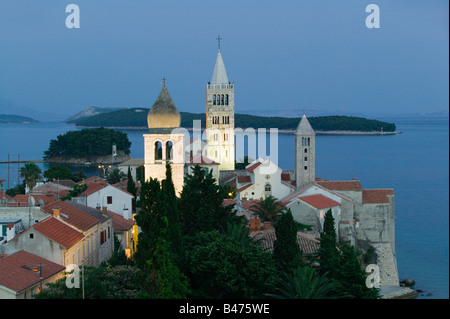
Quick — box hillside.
[0,114,39,124]
[70,108,397,132]
[65,106,124,123]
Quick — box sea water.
[0,117,448,298]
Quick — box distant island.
[0,114,39,124]
[70,107,398,134]
[43,127,132,164]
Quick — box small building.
[0,219,22,244]
[0,250,65,299]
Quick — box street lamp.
[98,165,111,178]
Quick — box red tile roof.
[316,180,362,191]
[299,194,340,209]
[83,181,108,197]
[246,162,262,173]
[0,191,13,201]
[251,229,320,255]
[0,250,65,294]
[237,183,253,193]
[237,175,251,183]
[41,200,106,232]
[32,217,84,249]
[281,173,291,182]
[110,211,135,232]
[362,189,394,204]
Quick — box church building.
[205,43,235,172]
[143,84,185,195]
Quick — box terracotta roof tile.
[32,217,84,249]
[316,180,362,191]
[41,200,108,231]
[237,175,251,183]
[0,250,65,293]
[185,154,219,165]
[362,189,394,204]
[281,173,291,182]
[251,229,320,255]
[246,162,262,173]
[299,194,340,209]
[110,211,135,232]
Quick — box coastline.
[75,125,401,135]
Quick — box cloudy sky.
[0,0,448,120]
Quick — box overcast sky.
[0,0,448,120]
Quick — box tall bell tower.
[295,114,316,189]
[206,36,235,171]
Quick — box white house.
[73,182,134,218]
[223,158,295,201]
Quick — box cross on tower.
[161,76,167,87]
[216,34,222,51]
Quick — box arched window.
[302,137,305,146]
[264,183,272,197]
[213,94,216,105]
[308,137,311,146]
[155,141,162,161]
[225,94,229,105]
[166,141,173,161]
[221,94,224,105]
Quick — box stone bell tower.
[143,82,185,195]
[295,114,316,189]
[206,36,235,171]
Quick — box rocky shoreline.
[45,151,131,165]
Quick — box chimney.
[52,207,61,219]
[263,221,272,230]
[102,206,108,216]
[96,204,101,211]
[123,207,130,220]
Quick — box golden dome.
[147,86,181,131]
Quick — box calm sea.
[0,117,448,299]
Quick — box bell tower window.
[155,141,162,162]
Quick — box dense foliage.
[35,166,378,300]
[43,127,131,159]
[72,108,396,132]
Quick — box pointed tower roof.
[295,114,315,135]
[147,86,181,133]
[211,50,229,85]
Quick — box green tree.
[272,266,335,299]
[318,209,340,278]
[249,195,285,223]
[333,243,380,299]
[179,165,237,237]
[20,162,42,192]
[185,230,278,298]
[160,162,183,266]
[44,165,73,181]
[35,265,141,299]
[71,169,87,183]
[134,178,189,298]
[126,166,137,212]
[106,168,126,184]
[273,209,303,273]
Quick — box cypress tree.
[161,162,183,265]
[318,209,340,277]
[126,166,137,212]
[273,208,303,273]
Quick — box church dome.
[147,86,181,132]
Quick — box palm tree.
[272,266,336,299]
[20,162,42,192]
[106,168,126,184]
[249,195,285,223]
